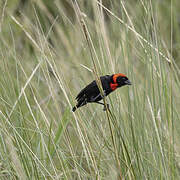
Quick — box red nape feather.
[110,83,118,90]
[113,73,126,83]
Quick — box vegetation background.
[0,0,180,179]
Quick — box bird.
[72,73,131,112]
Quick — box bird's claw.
[103,104,109,111]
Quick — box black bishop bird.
[72,73,131,112]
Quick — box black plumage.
[72,74,131,112]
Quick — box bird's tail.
[72,99,86,112]
[72,106,77,112]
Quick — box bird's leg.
[94,102,105,106]
[103,103,109,111]
[94,102,109,111]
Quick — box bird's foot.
[103,104,109,111]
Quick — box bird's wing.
[89,89,108,102]
[76,75,111,101]
[76,80,97,100]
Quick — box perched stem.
[74,2,122,178]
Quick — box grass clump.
[0,0,180,179]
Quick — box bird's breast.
[110,83,118,90]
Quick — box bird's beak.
[125,80,132,85]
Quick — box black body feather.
[72,74,131,112]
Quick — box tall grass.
[0,0,180,179]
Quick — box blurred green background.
[0,0,180,179]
